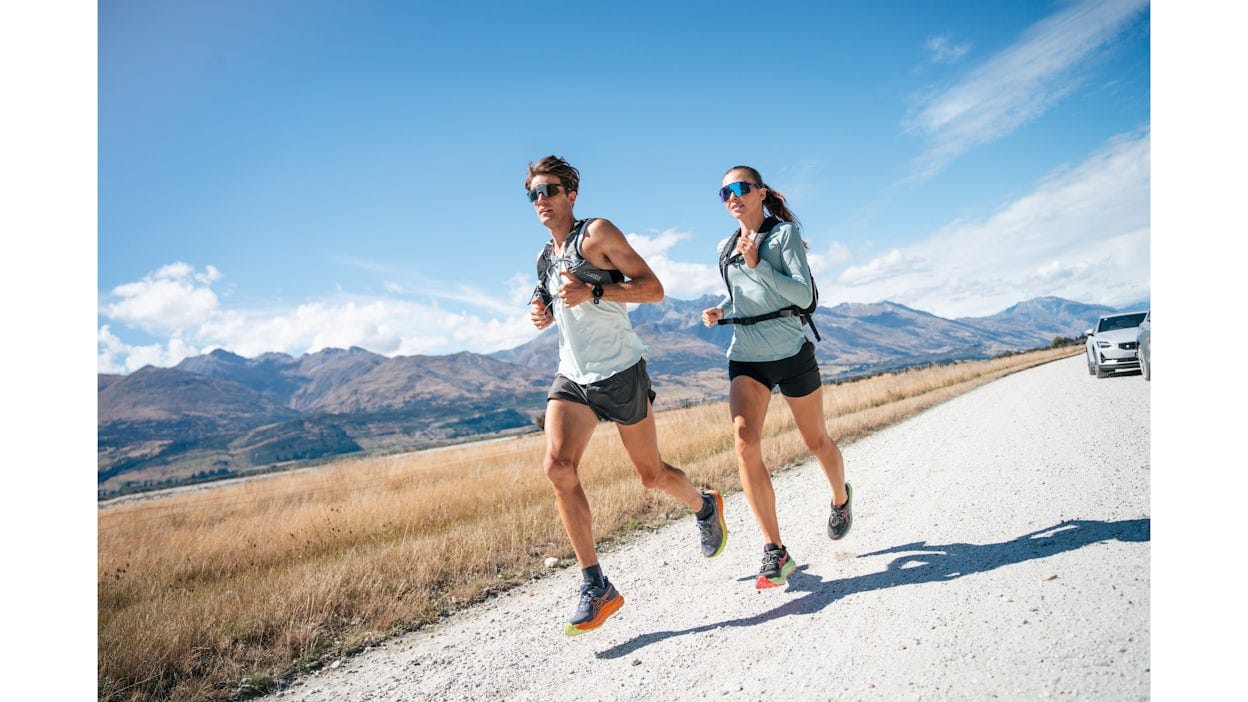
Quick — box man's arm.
[557,218,664,306]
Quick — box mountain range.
[97,295,1143,497]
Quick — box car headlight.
[1095,340,1111,348]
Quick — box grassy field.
[98,346,1081,701]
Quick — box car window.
[1097,313,1147,332]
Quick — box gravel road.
[268,354,1150,701]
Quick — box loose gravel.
[267,355,1150,701]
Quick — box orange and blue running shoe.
[697,490,728,558]
[564,577,624,637]
[755,544,796,589]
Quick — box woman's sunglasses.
[527,183,564,203]
[718,181,763,202]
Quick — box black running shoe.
[828,482,853,540]
[756,544,796,589]
[697,490,728,558]
[564,577,624,637]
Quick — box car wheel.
[1094,356,1108,378]
[1087,353,1095,375]
[1141,353,1150,381]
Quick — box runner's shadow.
[595,518,1149,660]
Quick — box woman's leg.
[730,375,783,546]
[784,385,848,507]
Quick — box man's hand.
[701,307,723,327]
[531,300,553,329]
[557,270,593,307]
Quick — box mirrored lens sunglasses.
[527,183,563,203]
[718,181,762,202]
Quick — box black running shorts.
[728,340,821,398]
[548,358,657,425]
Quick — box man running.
[526,155,727,636]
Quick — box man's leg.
[614,400,703,510]
[543,398,602,568]
[616,400,727,559]
[546,398,628,636]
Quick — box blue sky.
[93,0,1154,373]
[8,4,1248,693]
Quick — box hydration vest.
[716,215,822,341]
[532,218,625,307]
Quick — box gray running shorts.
[548,358,657,425]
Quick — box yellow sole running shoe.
[698,490,728,558]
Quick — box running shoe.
[827,482,853,540]
[564,577,624,637]
[697,490,728,558]
[755,544,796,589]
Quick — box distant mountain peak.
[206,348,246,362]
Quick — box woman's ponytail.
[761,186,799,226]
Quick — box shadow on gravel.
[595,518,1149,660]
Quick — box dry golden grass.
[98,347,1080,700]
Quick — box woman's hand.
[737,233,760,268]
[701,307,723,328]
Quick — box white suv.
[1085,311,1148,378]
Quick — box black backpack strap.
[569,218,625,284]
[717,216,822,341]
[801,307,822,341]
[567,218,589,253]
[718,230,742,304]
[718,216,782,301]
[716,308,801,326]
[531,240,555,307]
[718,306,822,340]
[536,240,554,281]
[535,219,625,305]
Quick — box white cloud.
[333,255,392,274]
[98,264,548,372]
[806,241,852,276]
[96,325,130,374]
[829,127,1150,316]
[926,35,971,64]
[98,324,205,374]
[381,273,532,318]
[904,0,1149,181]
[626,229,722,300]
[507,272,538,307]
[838,249,925,286]
[101,262,221,333]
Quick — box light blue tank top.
[543,219,647,384]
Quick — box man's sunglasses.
[527,183,564,203]
[718,181,763,202]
